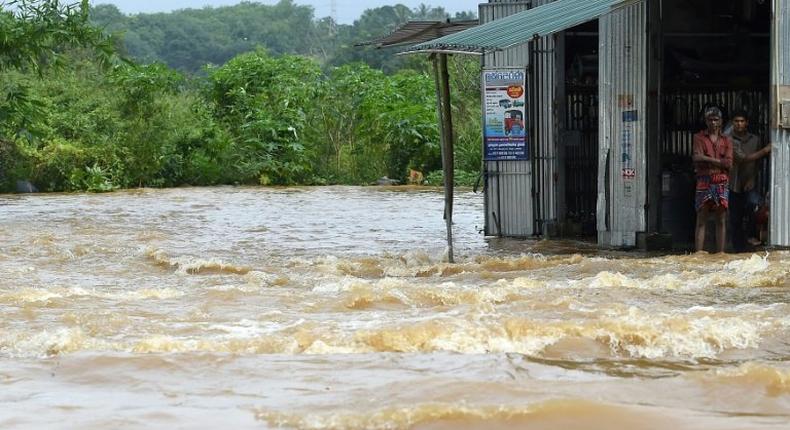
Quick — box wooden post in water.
[432,53,455,263]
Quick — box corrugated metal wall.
[484,161,533,236]
[531,0,559,235]
[771,0,790,246]
[480,1,532,67]
[597,2,647,247]
[482,0,534,236]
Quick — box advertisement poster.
[620,109,638,198]
[621,110,637,179]
[482,69,528,160]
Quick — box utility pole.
[329,0,337,36]
[431,53,455,263]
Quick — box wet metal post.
[432,53,455,262]
[531,0,559,236]
[771,0,790,246]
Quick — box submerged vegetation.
[0,0,483,192]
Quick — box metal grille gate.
[564,86,599,234]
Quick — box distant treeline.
[90,0,477,73]
[0,1,482,192]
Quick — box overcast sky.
[92,1,481,24]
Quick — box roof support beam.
[432,53,455,263]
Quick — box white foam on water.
[206,318,306,337]
[597,307,766,359]
[0,285,185,303]
[243,270,280,287]
[724,253,770,273]
[1,327,108,358]
[115,288,185,300]
[569,252,787,291]
[586,272,641,289]
[207,283,260,293]
[0,288,63,303]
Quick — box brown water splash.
[146,248,250,275]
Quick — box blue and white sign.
[482,69,528,160]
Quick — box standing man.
[728,110,771,251]
[692,107,733,253]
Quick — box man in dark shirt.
[692,107,733,253]
[728,110,771,251]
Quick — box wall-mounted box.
[778,86,790,129]
[781,100,790,129]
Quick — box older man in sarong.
[692,107,733,253]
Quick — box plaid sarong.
[695,174,729,211]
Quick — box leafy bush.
[69,163,116,192]
[308,63,441,184]
[207,49,321,185]
[0,21,484,192]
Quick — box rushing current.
[1,186,788,429]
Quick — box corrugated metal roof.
[356,19,479,48]
[407,0,644,54]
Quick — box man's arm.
[721,138,733,170]
[744,141,771,162]
[692,134,721,165]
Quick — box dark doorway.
[562,19,599,237]
[659,0,771,248]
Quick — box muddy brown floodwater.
[1,186,788,429]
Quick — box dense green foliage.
[1,0,114,71]
[207,50,322,185]
[89,0,475,73]
[309,64,441,184]
[1,0,117,189]
[1,1,484,192]
[2,57,232,191]
[0,0,113,139]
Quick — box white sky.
[92,1,482,24]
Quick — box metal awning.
[406,0,644,54]
[356,19,479,49]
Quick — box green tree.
[88,2,478,74]
[91,0,322,73]
[308,63,389,183]
[329,4,418,73]
[207,49,321,185]
[372,69,441,181]
[1,0,116,189]
[309,63,441,184]
[1,0,113,71]
[2,52,235,192]
[1,2,482,192]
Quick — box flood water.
[1,186,788,429]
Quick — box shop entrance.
[561,19,600,238]
[658,0,771,249]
